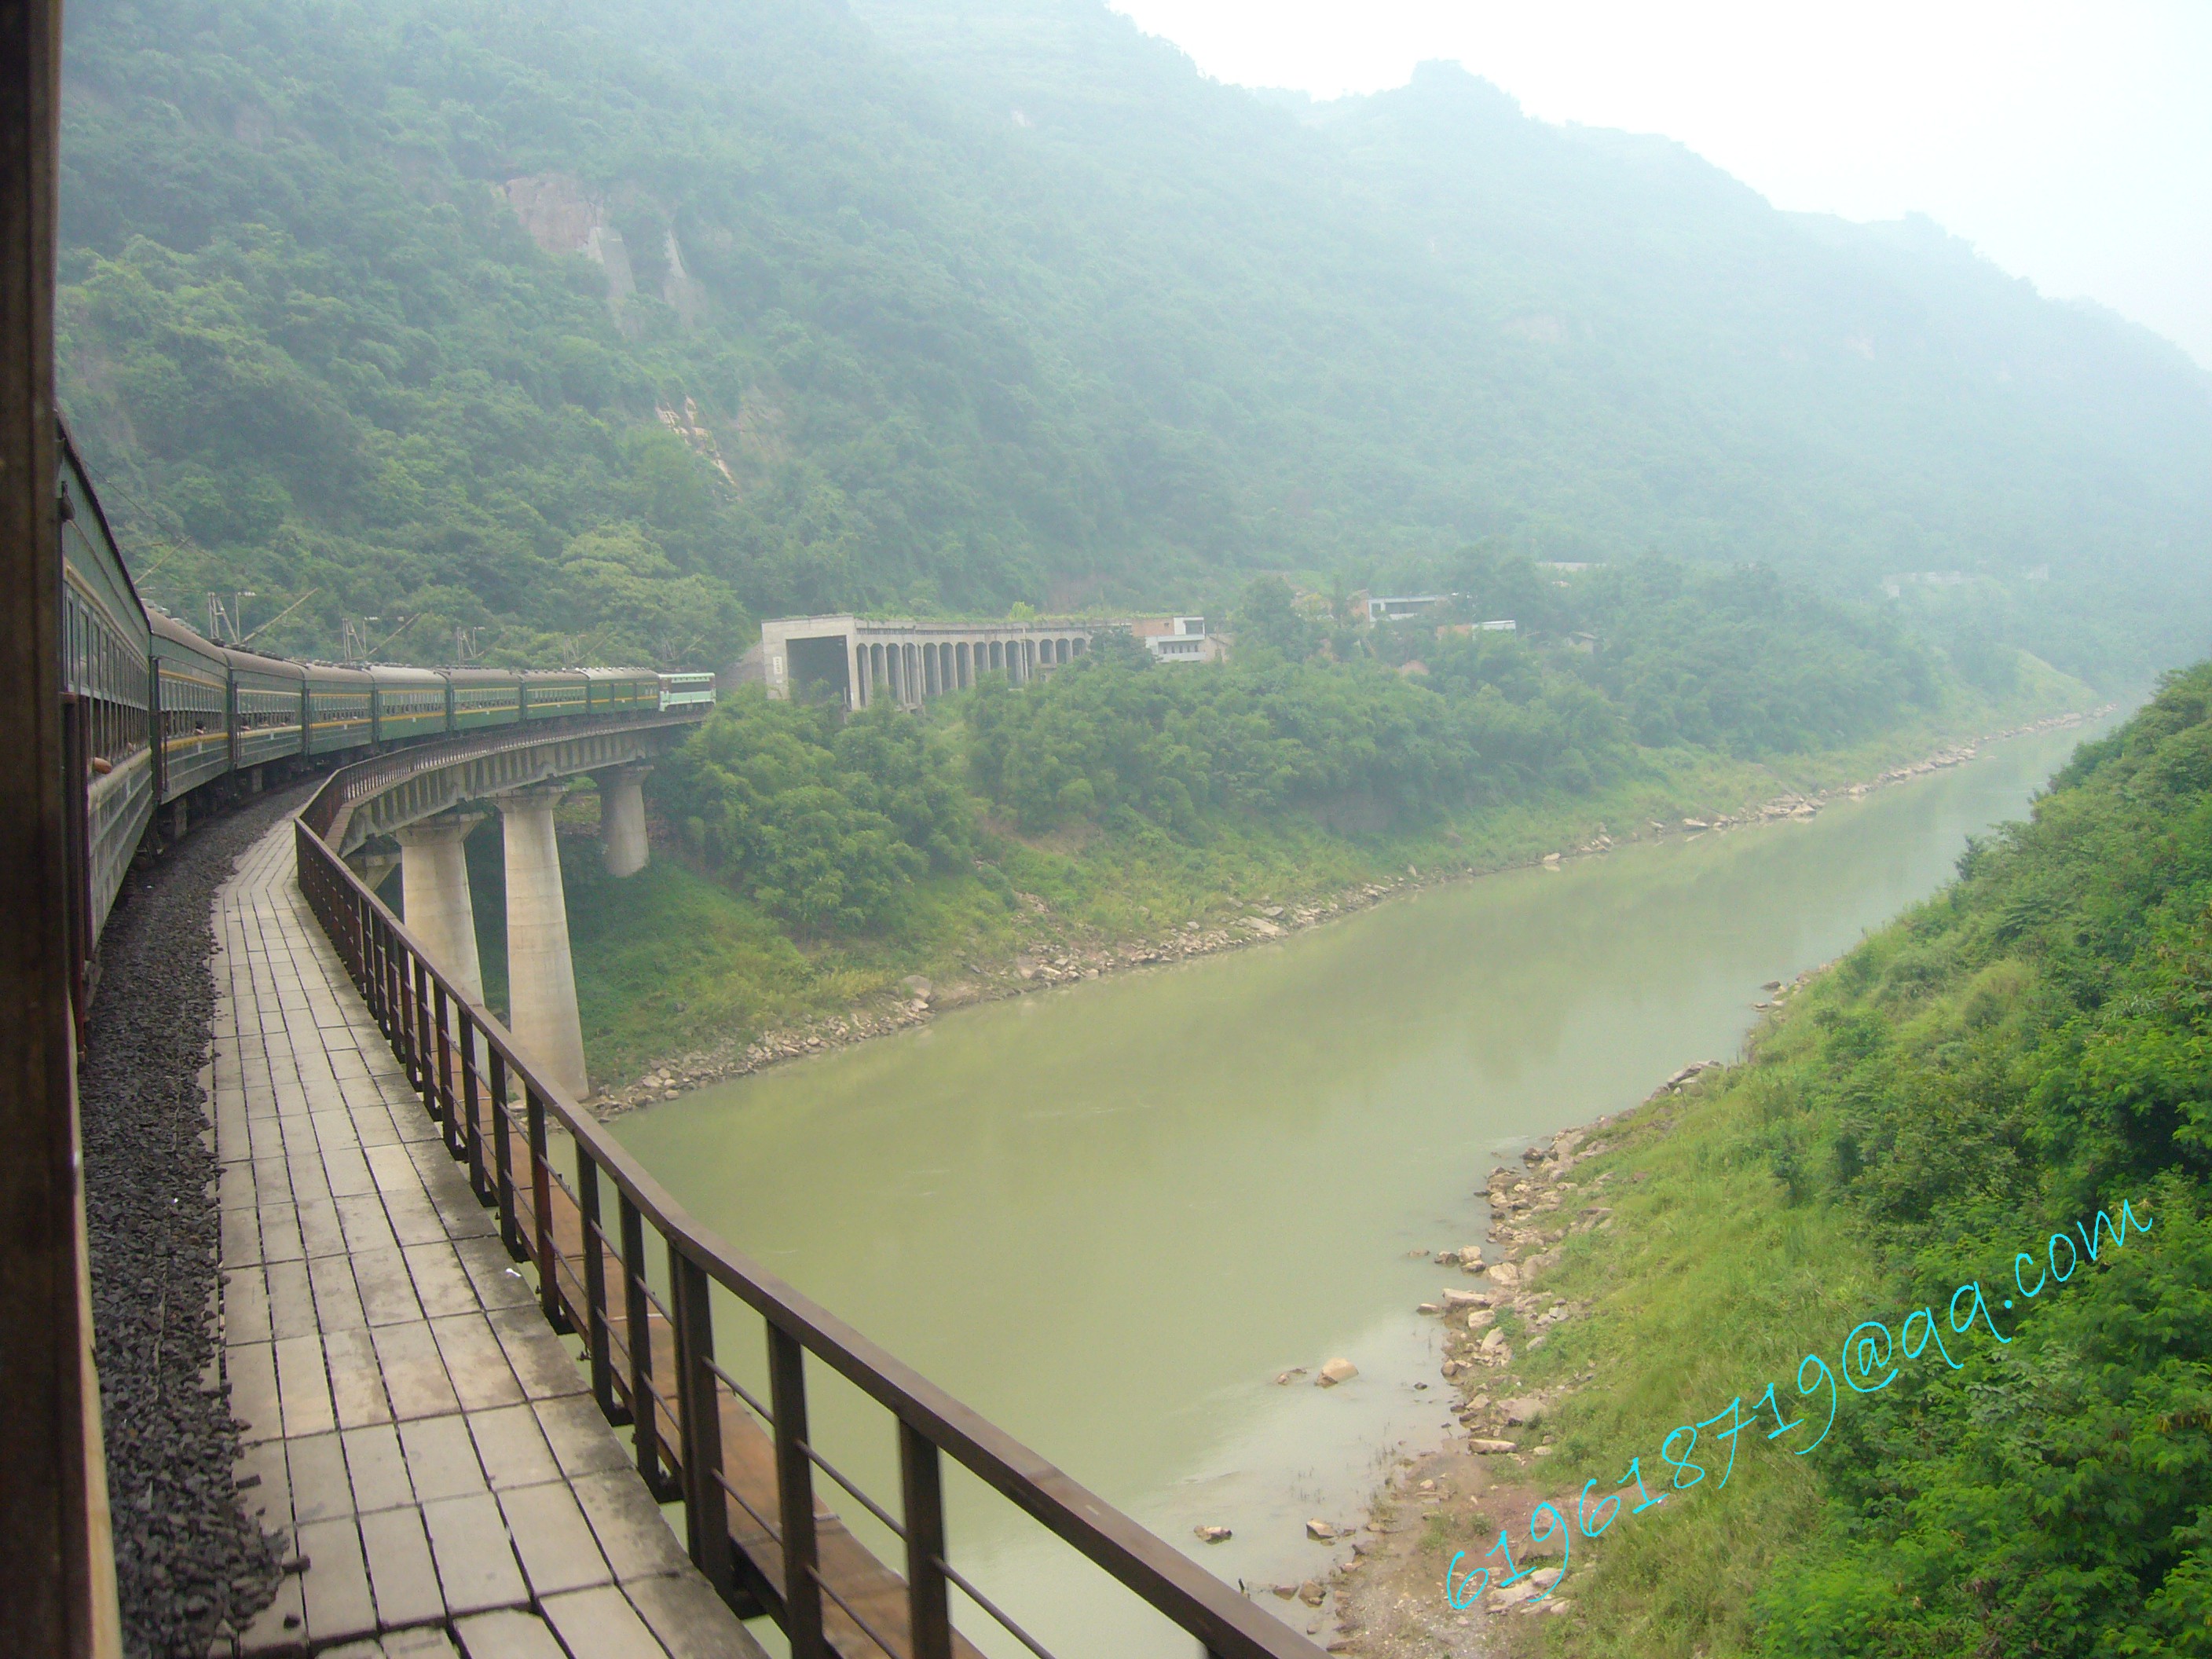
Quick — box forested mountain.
[55,0,2212,675]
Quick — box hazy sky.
[1108,0,2212,368]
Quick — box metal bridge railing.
[294,756,1321,1659]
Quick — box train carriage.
[442,667,522,731]
[225,646,307,770]
[658,672,717,712]
[151,613,233,802]
[303,663,375,755]
[519,669,588,722]
[58,430,153,947]
[367,665,450,744]
[49,423,714,987]
[583,667,661,714]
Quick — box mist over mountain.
[55,0,2212,675]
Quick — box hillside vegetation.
[515,565,2091,1081]
[56,0,2212,676]
[1460,664,2212,1656]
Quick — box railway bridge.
[268,723,1324,1659]
[319,714,698,1100]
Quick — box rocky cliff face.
[501,173,635,304]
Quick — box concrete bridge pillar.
[353,849,401,899]
[595,764,652,879]
[495,783,589,1100]
[394,812,486,1005]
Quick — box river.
[609,720,2104,1656]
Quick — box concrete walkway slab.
[211,819,766,1659]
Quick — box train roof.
[57,423,138,592]
[580,666,657,679]
[437,667,522,685]
[220,643,306,681]
[361,663,447,687]
[150,610,229,661]
[300,661,377,686]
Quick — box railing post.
[525,1085,569,1331]
[900,1420,954,1659]
[619,1193,666,1496]
[492,1049,522,1260]
[768,1324,827,1659]
[374,911,390,1037]
[432,980,458,1154]
[383,917,404,1049]
[348,883,368,995]
[457,1015,486,1197]
[364,910,383,1029]
[671,1251,731,1596]
[412,954,435,1111]
[577,1157,623,1423]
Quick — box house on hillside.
[1365,595,1449,622]
[1132,616,1226,665]
[1436,620,1517,639]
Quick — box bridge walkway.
[211,816,765,1659]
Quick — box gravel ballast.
[81,793,304,1657]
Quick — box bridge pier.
[393,811,486,1005]
[596,762,652,879]
[495,783,589,1100]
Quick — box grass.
[1476,919,1978,1656]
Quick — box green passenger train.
[59,422,718,955]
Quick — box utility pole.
[206,590,255,644]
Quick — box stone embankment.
[80,792,299,1656]
[1308,961,1847,1650]
[595,707,2110,1116]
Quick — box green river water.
[609,721,2104,1656]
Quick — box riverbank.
[585,704,2109,1117]
[1315,1073,1741,1654]
[1314,678,2201,1658]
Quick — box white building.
[1133,616,1225,665]
[1366,595,1449,622]
[757,614,1099,711]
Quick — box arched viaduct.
[759,615,1101,711]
